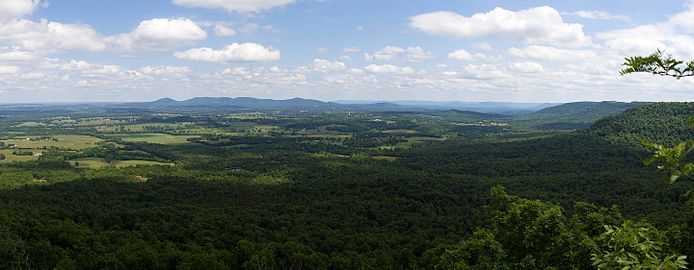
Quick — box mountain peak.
[152,98,177,103]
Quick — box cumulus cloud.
[0,47,39,61]
[508,45,597,62]
[0,0,40,20]
[108,18,207,51]
[364,46,433,62]
[219,67,251,77]
[409,6,591,47]
[343,47,360,53]
[140,65,192,75]
[41,59,118,74]
[448,49,472,60]
[0,65,21,75]
[172,0,296,13]
[448,49,500,62]
[213,24,236,37]
[508,61,544,73]
[174,42,280,63]
[0,17,206,54]
[596,5,694,59]
[0,19,106,52]
[312,59,345,72]
[364,64,415,74]
[566,10,630,21]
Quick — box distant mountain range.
[336,100,560,113]
[143,97,560,114]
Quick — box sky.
[0,0,694,103]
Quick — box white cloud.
[404,47,434,62]
[461,64,510,80]
[172,0,296,13]
[108,18,207,51]
[508,45,597,62]
[39,59,125,77]
[566,10,630,21]
[364,46,433,62]
[0,65,21,74]
[140,65,192,75]
[213,24,236,37]
[0,17,206,54]
[409,6,591,47]
[0,19,106,52]
[364,64,415,74]
[174,42,280,63]
[473,43,492,50]
[596,5,694,59]
[448,49,500,61]
[508,61,544,73]
[20,72,45,79]
[312,58,346,72]
[364,46,403,61]
[0,47,38,61]
[343,47,360,53]
[219,67,251,77]
[0,0,40,20]
[448,49,472,61]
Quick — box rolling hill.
[512,101,649,130]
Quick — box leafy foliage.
[643,138,694,183]
[620,50,694,79]
[591,222,687,270]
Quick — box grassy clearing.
[224,121,257,130]
[97,123,195,133]
[49,117,125,127]
[382,129,418,134]
[310,152,350,159]
[14,122,45,127]
[2,135,102,150]
[227,113,269,120]
[372,155,399,161]
[0,149,40,163]
[70,158,174,169]
[380,136,447,149]
[115,133,198,144]
[70,158,109,168]
[112,160,174,167]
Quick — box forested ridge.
[0,102,691,269]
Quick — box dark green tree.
[620,50,694,182]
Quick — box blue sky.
[0,0,693,102]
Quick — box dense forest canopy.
[0,97,689,269]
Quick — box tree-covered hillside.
[513,101,647,130]
[590,102,694,146]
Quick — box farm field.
[380,136,448,149]
[113,133,198,144]
[96,122,195,133]
[1,135,102,150]
[70,158,174,168]
[0,149,40,163]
